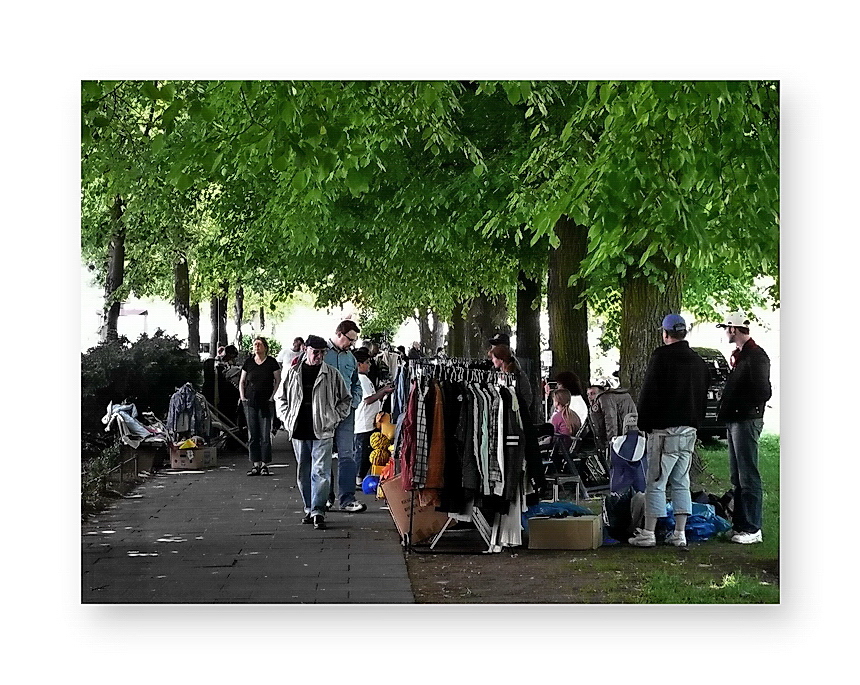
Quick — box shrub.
[81,330,202,461]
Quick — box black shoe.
[301,514,313,524]
[260,464,272,476]
[246,466,261,476]
[313,515,326,530]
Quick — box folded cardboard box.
[528,515,602,550]
[169,446,218,470]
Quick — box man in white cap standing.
[716,312,772,544]
[628,314,710,548]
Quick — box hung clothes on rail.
[394,363,541,548]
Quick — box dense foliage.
[81,331,202,458]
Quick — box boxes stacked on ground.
[528,515,603,550]
[169,446,218,470]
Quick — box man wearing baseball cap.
[716,312,772,544]
[278,334,351,530]
[629,314,709,548]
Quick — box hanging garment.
[167,383,203,436]
[398,381,419,488]
[413,378,432,488]
[419,380,446,508]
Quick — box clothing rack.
[404,358,519,554]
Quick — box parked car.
[692,347,731,440]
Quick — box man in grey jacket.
[278,335,351,530]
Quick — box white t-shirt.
[570,395,588,427]
[354,374,380,433]
[278,347,300,367]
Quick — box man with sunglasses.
[278,335,351,530]
[324,320,368,512]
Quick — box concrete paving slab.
[82,432,412,604]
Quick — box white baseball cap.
[716,312,751,329]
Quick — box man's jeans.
[244,401,273,464]
[333,408,358,507]
[644,426,697,518]
[727,418,764,533]
[293,438,334,516]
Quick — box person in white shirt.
[278,336,305,368]
[353,349,394,482]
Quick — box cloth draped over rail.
[389,358,544,549]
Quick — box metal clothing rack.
[405,358,517,554]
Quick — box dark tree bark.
[516,269,542,422]
[447,300,467,357]
[188,303,200,356]
[547,215,590,389]
[173,256,198,354]
[430,308,445,355]
[416,308,432,355]
[100,195,126,342]
[464,293,509,358]
[619,260,684,401]
[234,285,244,345]
[209,285,228,357]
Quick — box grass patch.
[638,569,779,604]
[696,433,780,559]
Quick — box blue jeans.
[644,427,696,518]
[293,438,333,517]
[333,408,358,507]
[244,401,273,464]
[727,418,764,533]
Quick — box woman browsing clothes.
[239,336,281,476]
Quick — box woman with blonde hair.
[550,387,583,437]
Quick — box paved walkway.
[81,432,414,604]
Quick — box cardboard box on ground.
[380,474,449,544]
[528,515,603,550]
[169,446,218,470]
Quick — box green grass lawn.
[632,433,780,604]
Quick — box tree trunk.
[464,293,509,358]
[173,256,196,354]
[416,308,432,355]
[100,195,125,343]
[447,300,466,357]
[234,286,244,345]
[619,262,684,401]
[188,302,200,356]
[547,215,590,389]
[516,269,542,422]
[430,308,445,355]
[209,288,228,357]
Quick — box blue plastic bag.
[654,501,731,541]
[521,501,592,533]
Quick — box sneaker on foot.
[731,529,762,544]
[325,500,334,511]
[628,528,656,547]
[340,501,367,513]
[666,530,687,547]
[313,514,326,530]
[301,514,313,525]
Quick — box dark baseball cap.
[305,334,328,350]
[488,332,510,346]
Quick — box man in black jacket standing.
[629,314,709,548]
[716,313,772,544]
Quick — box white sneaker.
[666,530,687,547]
[731,530,762,544]
[340,501,367,513]
[628,528,656,547]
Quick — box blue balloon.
[362,475,380,494]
